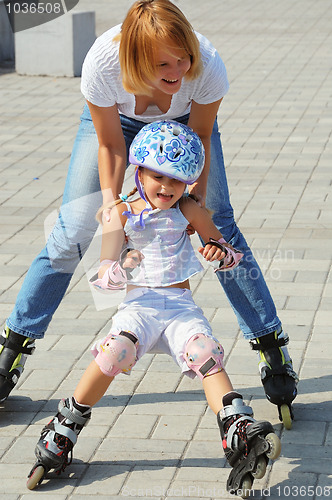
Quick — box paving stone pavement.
[0,0,331,499]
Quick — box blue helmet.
[129,120,205,185]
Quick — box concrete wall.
[15,11,95,76]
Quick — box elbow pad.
[205,237,244,272]
[89,259,127,290]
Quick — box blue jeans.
[7,105,281,340]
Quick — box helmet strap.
[122,167,152,231]
[135,168,147,202]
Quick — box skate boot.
[250,329,299,429]
[217,392,281,499]
[27,396,91,490]
[0,326,35,402]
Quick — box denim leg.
[206,119,281,340]
[6,109,161,339]
[7,106,101,339]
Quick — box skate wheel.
[27,465,45,490]
[240,474,253,498]
[265,432,281,460]
[252,455,267,479]
[280,404,292,430]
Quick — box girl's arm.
[86,101,127,205]
[99,203,127,278]
[187,99,222,206]
[181,197,222,245]
[93,203,144,290]
[180,197,243,269]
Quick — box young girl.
[27,121,281,496]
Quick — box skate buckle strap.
[224,415,255,452]
[119,330,139,345]
[58,399,90,427]
[263,364,299,382]
[220,398,254,420]
[0,336,35,355]
[0,367,18,381]
[262,367,288,379]
[250,335,289,351]
[53,422,78,445]
[287,366,299,383]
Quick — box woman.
[0,0,297,427]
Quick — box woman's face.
[149,42,191,95]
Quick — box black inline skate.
[0,326,35,402]
[27,396,91,490]
[250,329,298,429]
[217,392,281,499]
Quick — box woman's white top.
[81,24,229,122]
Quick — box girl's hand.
[198,240,244,271]
[122,249,144,269]
[198,243,227,262]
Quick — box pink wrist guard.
[205,237,244,272]
[90,259,127,290]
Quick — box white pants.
[106,287,218,378]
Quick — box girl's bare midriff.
[127,279,190,293]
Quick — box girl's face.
[148,42,191,95]
[139,168,186,209]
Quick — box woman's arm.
[187,98,222,206]
[87,101,127,205]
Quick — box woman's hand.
[186,223,196,236]
[184,187,206,235]
[188,182,206,207]
[102,207,113,223]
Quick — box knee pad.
[93,331,138,377]
[184,333,224,380]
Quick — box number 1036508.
[5,2,62,14]
[276,486,331,497]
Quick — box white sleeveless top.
[123,202,203,287]
[81,24,229,122]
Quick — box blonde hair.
[114,0,202,96]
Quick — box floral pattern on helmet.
[129,120,205,185]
